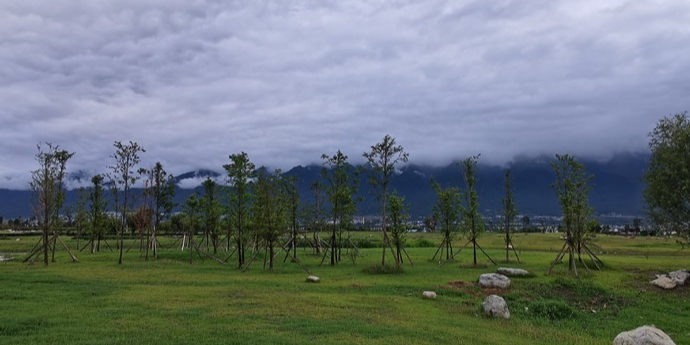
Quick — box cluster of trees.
[27,111,690,270]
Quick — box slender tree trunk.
[51,235,57,262]
[331,223,336,266]
[473,239,477,266]
[43,227,49,266]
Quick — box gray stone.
[481,295,510,319]
[667,270,688,286]
[305,275,320,283]
[650,275,676,290]
[497,267,530,277]
[422,291,437,299]
[478,273,511,289]
[613,325,676,345]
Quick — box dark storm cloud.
[1,0,689,188]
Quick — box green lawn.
[0,233,688,345]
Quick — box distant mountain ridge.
[0,153,648,219]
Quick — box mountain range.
[0,153,649,219]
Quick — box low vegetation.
[1,233,688,345]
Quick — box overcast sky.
[1,0,689,189]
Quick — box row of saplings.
[23,137,684,344]
[27,135,600,275]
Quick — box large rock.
[668,270,689,286]
[422,291,437,299]
[305,275,320,283]
[479,273,511,289]
[497,267,530,277]
[651,275,676,290]
[613,325,676,345]
[481,295,510,319]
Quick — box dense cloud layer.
[1,0,689,189]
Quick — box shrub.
[363,264,404,274]
[528,300,575,320]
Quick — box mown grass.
[0,233,688,344]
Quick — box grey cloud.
[1,0,689,189]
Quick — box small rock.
[651,275,676,290]
[305,275,320,283]
[668,270,689,286]
[422,291,437,299]
[497,267,530,277]
[613,325,676,345]
[478,273,511,289]
[481,295,510,319]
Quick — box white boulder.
[668,270,688,286]
[651,275,676,290]
[497,267,531,277]
[422,291,437,299]
[613,325,676,345]
[481,295,510,319]
[478,273,511,289]
[305,275,320,283]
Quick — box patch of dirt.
[445,280,506,297]
[448,280,472,288]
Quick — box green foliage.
[460,155,484,239]
[528,300,575,320]
[183,194,202,264]
[73,187,89,239]
[223,152,255,267]
[321,150,359,265]
[88,174,107,241]
[644,112,690,246]
[550,154,599,273]
[29,142,75,265]
[30,143,74,232]
[363,263,405,274]
[143,162,176,228]
[201,178,222,253]
[251,169,289,270]
[409,238,435,248]
[108,140,145,265]
[387,192,409,262]
[431,179,461,240]
[551,154,593,243]
[363,134,409,266]
[503,169,519,260]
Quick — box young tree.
[303,180,327,254]
[644,112,690,246]
[74,187,89,251]
[183,194,201,264]
[387,192,411,265]
[87,174,108,253]
[251,169,288,270]
[547,154,601,275]
[223,152,255,268]
[460,155,494,266]
[363,134,409,267]
[283,175,300,260]
[430,180,461,263]
[201,178,222,254]
[321,151,359,265]
[108,141,145,265]
[27,143,77,265]
[502,169,520,262]
[140,162,175,258]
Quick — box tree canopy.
[644,112,690,246]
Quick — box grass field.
[1,232,688,345]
